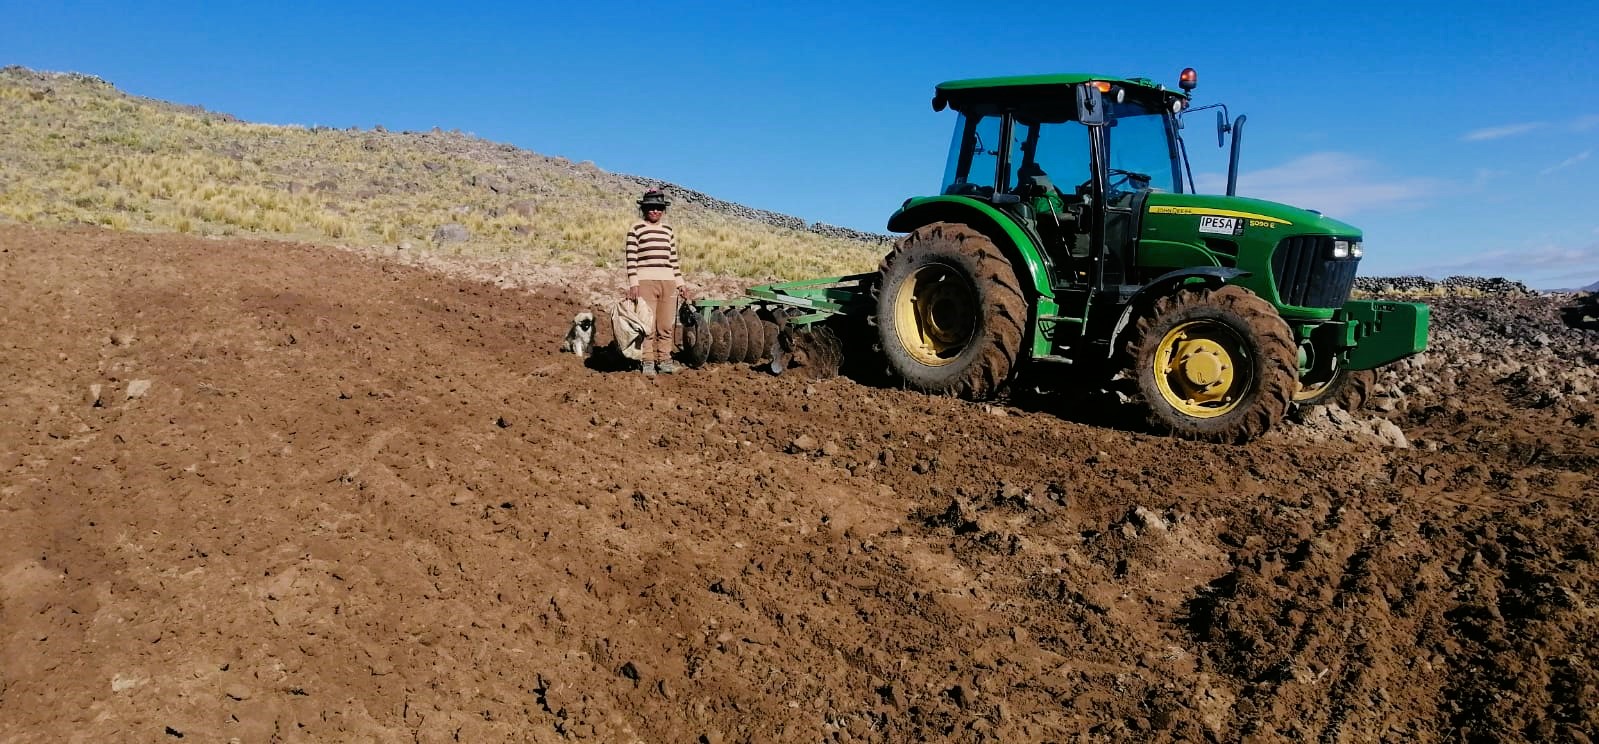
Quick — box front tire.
[1127,285,1297,443]
[875,223,1027,399]
[1295,366,1377,412]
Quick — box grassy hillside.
[0,66,886,282]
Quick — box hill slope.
[0,66,885,282]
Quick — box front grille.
[1271,236,1359,309]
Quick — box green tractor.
[682,69,1429,443]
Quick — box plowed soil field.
[2,225,1594,743]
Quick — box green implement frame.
[689,273,876,326]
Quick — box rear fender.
[1107,267,1250,358]
[887,196,1053,300]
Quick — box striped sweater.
[625,220,682,286]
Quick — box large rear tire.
[874,223,1027,399]
[1127,285,1297,443]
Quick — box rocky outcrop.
[1354,275,1532,296]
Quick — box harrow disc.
[727,307,752,364]
[679,306,711,367]
[707,308,733,363]
[772,310,843,379]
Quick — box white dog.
[560,312,596,357]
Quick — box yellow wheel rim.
[1153,320,1251,418]
[1293,366,1338,402]
[1294,378,1331,402]
[893,264,976,366]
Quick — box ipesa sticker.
[1198,215,1243,235]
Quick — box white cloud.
[1470,168,1510,188]
[1460,122,1545,141]
[1540,150,1592,176]
[1410,243,1599,289]
[1197,152,1440,219]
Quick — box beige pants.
[635,279,678,364]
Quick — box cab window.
[941,112,1002,197]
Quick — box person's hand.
[625,285,639,301]
[677,285,694,301]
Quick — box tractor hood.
[1143,192,1361,239]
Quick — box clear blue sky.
[5,1,1597,288]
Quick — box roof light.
[1179,68,1198,92]
[1093,81,1112,93]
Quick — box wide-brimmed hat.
[637,189,671,209]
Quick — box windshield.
[1104,99,1179,195]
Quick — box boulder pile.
[1308,281,1599,453]
[1353,275,1534,296]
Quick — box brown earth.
[1,225,1594,743]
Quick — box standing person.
[625,189,690,376]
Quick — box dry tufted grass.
[0,67,886,284]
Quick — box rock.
[1372,419,1410,448]
[507,199,537,218]
[788,435,818,453]
[821,440,842,457]
[88,384,103,407]
[1129,506,1169,533]
[224,684,252,701]
[432,223,470,246]
[125,379,152,400]
[470,173,509,194]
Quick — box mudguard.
[887,196,1054,299]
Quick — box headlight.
[1331,240,1351,259]
[1350,242,1364,258]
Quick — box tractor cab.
[929,73,1188,294]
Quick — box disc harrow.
[675,274,873,379]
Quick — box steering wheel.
[1075,168,1153,198]
[1107,168,1152,192]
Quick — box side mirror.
[1216,110,1230,148]
[1076,84,1105,126]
